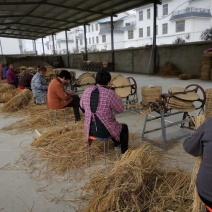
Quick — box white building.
[133,0,212,46]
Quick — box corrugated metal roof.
[0,0,160,40]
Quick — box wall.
[1,40,212,76]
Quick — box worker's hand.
[67,90,74,95]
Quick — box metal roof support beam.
[33,40,37,55]
[65,30,70,68]
[110,15,115,72]
[42,38,45,55]
[45,2,112,16]
[152,1,157,74]
[0,32,39,39]
[52,34,56,55]
[0,28,46,36]
[83,24,88,61]
[0,22,63,30]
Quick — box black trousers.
[64,95,83,122]
[112,124,129,154]
[199,193,212,211]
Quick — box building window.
[156,25,158,35]
[58,43,61,48]
[96,36,99,43]
[96,24,98,31]
[139,28,143,37]
[176,20,185,32]
[88,26,90,32]
[156,6,158,17]
[80,39,83,45]
[162,23,168,34]
[163,4,168,16]
[147,26,150,37]
[125,23,130,26]
[92,37,94,44]
[92,25,94,32]
[102,35,106,43]
[147,9,151,19]
[128,30,134,39]
[89,38,91,44]
[139,11,143,21]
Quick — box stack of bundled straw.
[200,51,212,81]
[141,86,162,105]
[84,145,192,212]
[168,97,195,112]
[0,84,18,103]
[205,89,212,118]
[1,89,32,112]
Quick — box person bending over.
[31,66,48,104]
[6,64,19,88]
[183,118,212,212]
[18,70,33,90]
[80,69,128,154]
[47,70,81,122]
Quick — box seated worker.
[31,66,48,104]
[6,64,19,88]
[0,63,5,80]
[80,69,128,154]
[18,70,33,90]
[47,70,82,122]
[3,63,9,79]
[183,118,212,212]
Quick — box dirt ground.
[0,70,211,212]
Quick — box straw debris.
[84,145,192,212]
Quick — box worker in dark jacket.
[183,118,212,212]
[18,70,33,90]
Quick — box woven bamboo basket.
[141,86,162,105]
[78,72,95,84]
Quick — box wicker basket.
[141,86,162,105]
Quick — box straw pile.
[84,145,192,212]
[141,86,162,105]
[3,105,75,132]
[0,84,19,103]
[159,62,181,76]
[205,89,212,118]
[201,52,212,81]
[179,74,192,80]
[1,89,32,112]
[31,125,116,174]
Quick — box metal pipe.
[52,34,55,55]
[65,30,70,68]
[83,24,88,61]
[42,37,45,55]
[0,39,3,55]
[33,40,37,55]
[152,1,157,74]
[110,15,115,71]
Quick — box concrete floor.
[0,71,211,211]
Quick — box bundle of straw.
[84,145,192,212]
[190,115,205,212]
[0,83,15,93]
[1,89,32,112]
[0,89,19,103]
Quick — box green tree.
[201,27,212,41]
[173,37,186,44]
